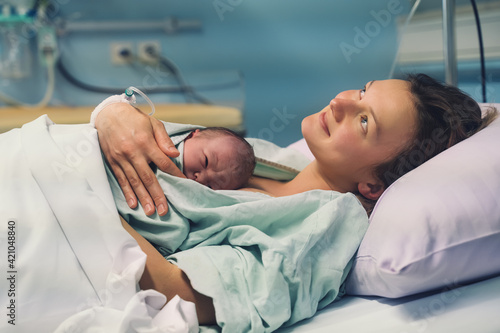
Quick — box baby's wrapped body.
[106,122,369,332]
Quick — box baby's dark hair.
[360,73,497,215]
[197,127,256,188]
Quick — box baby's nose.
[194,171,207,185]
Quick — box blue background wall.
[1,0,498,146]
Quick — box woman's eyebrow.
[366,80,379,139]
[370,108,380,139]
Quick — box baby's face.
[183,132,242,190]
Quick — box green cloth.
[106,122,369,332]
[161,123,201,173]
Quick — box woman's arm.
[120,217,216,325]
[95,103,184,216]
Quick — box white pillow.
[345,103,500,297]
[287,138,315,161]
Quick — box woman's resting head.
[302,73,497,213]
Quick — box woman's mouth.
[319,112,330,136]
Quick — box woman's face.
[302,79,417,193]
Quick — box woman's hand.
[95,103,185,216]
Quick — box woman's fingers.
[114,131,171,216]
[109,151,169,216]
[130,158,169,216]
[150,118,186,178]
[119,158,165,216]
[152,117,180,157]
[95,103,171,216]
[109,161,138,209]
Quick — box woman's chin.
[301,115,314,138]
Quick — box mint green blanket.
[107,122,369,332]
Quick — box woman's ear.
[358,181,384,201]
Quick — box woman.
[95,74,496,328]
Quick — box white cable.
[388,0,422,79]
[0,52,56,108]
[125,86,155,116]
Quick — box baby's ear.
[187,129,201,139]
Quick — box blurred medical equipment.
[388,0,422,80]
[442,0,458,86]
[57,16,202,35]
[0,0,57,108]
[470,0,487,102]
[53,13,213,103]
[53,14,243,105]
[0,2,245,137]
[55,44,221,105]
[442,0,488,100]
[0,1,215,108]
[391,0,489,101]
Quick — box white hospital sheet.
[277,275,500,333]
[0,116,198,333]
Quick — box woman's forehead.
[369,80,414,120]
[368,80,416,145]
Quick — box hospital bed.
[278,275,500,333]
[0,103,499,333]
[0,103,244,134]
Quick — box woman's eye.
[360,115,368,132]
[360,86,366,99]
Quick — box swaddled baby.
[171,127,255,190]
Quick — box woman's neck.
[245,161,334,197]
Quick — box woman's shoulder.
[240,176,287,197]
[238,186,274,196]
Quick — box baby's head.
[183,127,255,190]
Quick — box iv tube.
[125,86,155,116]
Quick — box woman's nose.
[330,98,356,122]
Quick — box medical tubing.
[140,44,189,103]
[125,86,155,116]
[470,0,486,103]
[388,0,422,79]
[56,57,234,96]
[0,52,56,108]
[157,56,191,103]
[90,87,155,127]
[155,54,212,105]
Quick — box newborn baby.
[174,127,255,190]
